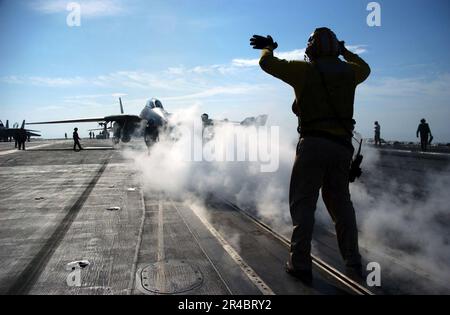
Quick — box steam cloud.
[123,105,450,294]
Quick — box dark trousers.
[73,140,82,151]
[374,133,381,146]
[289,137,361,271]
[18,141,25,150]
[420,137,428,152]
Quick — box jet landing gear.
[144,128,159,155]
[112,137,120,148]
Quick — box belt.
[300,130,354,153]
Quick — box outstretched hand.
[250,35,278,50]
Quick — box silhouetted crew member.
[417,119,432,152]
[16,129,27,150]
[374,121,381,146]
[73,128,83,151]
[252,28,370,283]
[89,131,92,139]
[65,133,68,139]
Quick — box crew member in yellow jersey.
[251,28,370,284]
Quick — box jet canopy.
[146,98,164,109]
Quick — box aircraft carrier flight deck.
[0,139,449,295]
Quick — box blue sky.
[0,0,449,141]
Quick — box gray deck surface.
[0,139,354,295]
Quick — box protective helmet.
[74,128,78,131]
[305,27,340,62]
[421,119,426,123]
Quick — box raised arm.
[341,46,371,85]
[250,35,308,88]
[259,48,307,87]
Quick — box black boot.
[345,264,364,280]
[285,261,313,285]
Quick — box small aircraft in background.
[88,122,112,140]
[0,120,41,142]
[200,113,268,140]
[201,113,268,128]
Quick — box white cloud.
[30,0,125,17]
[163,84,266,102]
[1,44,368,89]
[1,75,85,87]
[0,76,23,84]
[347,45,368,55]
[232,58,259,68]
[166,64,237,76]
[63,93,127,100]
[93,71,161,89]
[360,74,450,99]
[1,71,184,90]
[275,49,306,61]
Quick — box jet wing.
[104,115,142,123]
[27,118,106,125]
[26,131,41,137]
[0,129,41,137]
[27,115,142,125]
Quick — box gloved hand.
[339,41,349,55]
[250,35,278,50]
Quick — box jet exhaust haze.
[123,105,450,294]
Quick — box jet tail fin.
[21,120,25,129]
[119,98,124,114]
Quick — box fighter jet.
[0,120,41,142]
[27,98,169,147]
[28,98,268,147]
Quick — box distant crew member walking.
[374,121,381,146]
[73,128,83,151]
[252,27,370,283]
[417,119,432,152]
[16,129,27,150]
